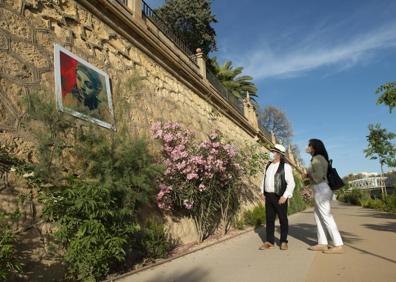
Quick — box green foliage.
[337,188,370,205]
[383,194,396,213]
[341,190,396,214]
[239,144,268,177]
[134,220,174,260]
[375,81,396,113]
[23,90,166,281]
[0,147,22,174]
[41,179,140,281]
[232,217,245,230]
[361,197,385,210]
[288,175,308,214]
[364,123,396,169]
[208,57,258,100]
[243,204,265,227]
[22,90,76,183]
[156,0,217,55]
[0,210,21,281]
[73,128,163,210]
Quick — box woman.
[306,139,344,254]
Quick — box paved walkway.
[116,202,396,282]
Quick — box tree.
[290,144,304,166]
[364,123,396,197]
[156,0,217,55]
[258,105,293,145]
[209,57,258,100]
[375,82,396,113]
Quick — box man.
[259,144,295,251]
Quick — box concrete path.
[116,202,396,282]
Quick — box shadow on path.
[359,212,396,220]
[346,244,396,265]
[362,222,396,233]
[149,267,209,282]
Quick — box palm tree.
[208,57,258,100]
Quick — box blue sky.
[146,0,396,176]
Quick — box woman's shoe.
[308,244,328,251]
[323,246,344,254]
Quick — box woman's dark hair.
[308,139,329,162]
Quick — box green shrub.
[41,179,137,281]
[134,220,173,260]
[361,198,385,210]
[339,188,370,205]
[288,174,308,215]
[340,189,396,214]
[23,90,165,280]
[38,133,163,281]
[383,194,396,213]
[232,217,245,230]
[0,211,21,281]
[243,204,265,227]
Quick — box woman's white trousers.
[313,182,343,246]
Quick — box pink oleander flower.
[198,183,206,192]
[176,161,187,171]
[199,140,211,149]
[163,133,174,143]
[210,148,219,155]
[170,149,182,161]
[159,183,172,193]
[224,144,237,158]
[183,199,194,210]
[212,142,220,148]
[187,172,198,180]
[175,144,186,151]
[153,129,163,139]
[151,121,161,132]
[157,190,165,200]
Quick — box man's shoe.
[280,242,288,250]
[323,246,344,254]
[258,242,275,250]
[308,244,329,251]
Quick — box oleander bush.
[151,121,245,241]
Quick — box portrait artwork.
[54,44,115,130]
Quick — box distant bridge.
[348,177,388,190]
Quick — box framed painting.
[54,44,116,130]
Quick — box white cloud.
[238,22,396,80]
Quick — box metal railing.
[113,1,245,117]
[141,0,198,65]
[206,66,244,115]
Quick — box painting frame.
[54,44,116,130]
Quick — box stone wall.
[0,0,298,278]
